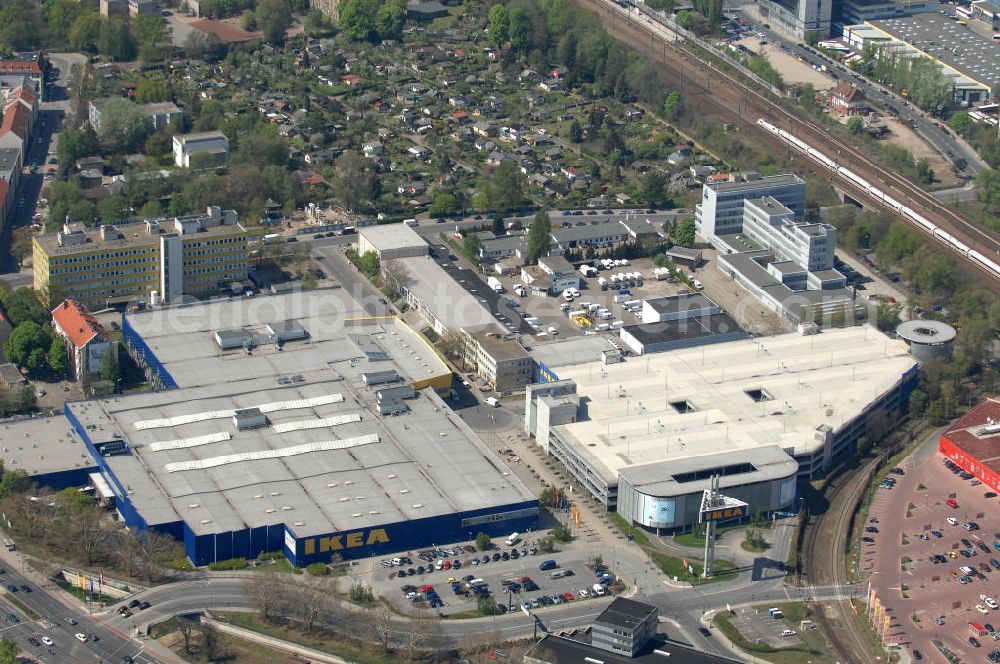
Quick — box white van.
[485,397,500,408]
[550,570,566,579]
[506,532,521,546]
[403,218,418,227]
[960,565,976,576]
[592,583,607,595]
[781,629,796,637]
[467,578,485,588]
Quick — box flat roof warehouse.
[64,289,537,566]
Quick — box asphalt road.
[0,52,82,275]
[0,560,170,664]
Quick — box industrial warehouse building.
[51,290,537,567]
[524,326,917,528]
[939,396,1000,492]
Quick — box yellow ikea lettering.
[301,529,390,556]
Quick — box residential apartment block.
[89,98,183,132]
[173,130,229,168]
[50,299,113,381]
[32,207,249,309]
[695,172,805,245]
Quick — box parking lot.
[373,536,616,616]
[865,448,1000,661]
[726,606,804,648]
[487,256,693,341]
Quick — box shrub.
[306,562,330,576]
[208,557,247,571]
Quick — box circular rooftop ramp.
[896,320,956,361]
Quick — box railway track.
[581,0,1000,285]
[799,456,881,663]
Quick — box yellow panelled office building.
[33,207,250,309]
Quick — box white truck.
[487,276,504,293]
[513,284,527,296]
[579,264,597,277]
[597,277,609,290]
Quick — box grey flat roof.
[93,289,533,538]
[397,255,499,331]
[0,147,20,177]
[747,196,792,216]
[358,223,426,252]
[870,13,1000,87]
[69,378,533,538]
[706,173,804,193]
[769,260,806,275]
[664,246,702,260]
[482,235,524,252]
[526,635,743,664]
[530,335,621,370]
[595,598,657,628]
[123,290,449,389]
[552,220,627,243]
[623,313,743,347]
[550,326,915,481]
[721,252,854,308]
[620,445,799,497]
[645,292,716,315]
[0,415,95,476]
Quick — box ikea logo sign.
[303,528,390,555]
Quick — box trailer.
[487,276,504,293]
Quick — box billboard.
[640,495,676,526]
[700,504,749,523]
[779,478,796,506]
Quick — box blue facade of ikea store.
[65,404,540,567]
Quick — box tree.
[304,8,332,35]
[487,4,509,46]
[4,322,52,374]
[568,120,583,143]
[550,523,573,542]
[0,637,17,664]
[368,604,394,652]
[48,337,68,376]
[144,131,170,161]
[525,210,552,264]
[176,617,197,655]
[847,115,865,135]
[139,530,179,583]
[135,79,171,104]
[69,12,102,52]
[115,527,142,578]
[331,151,377,212]
[475,532,492,551]
[1,287,48,326]
[374,0,406,41]
[256,0,293,44]
[977,168,1000,212]
[184,30,227,61]
[56,127,98,173]
[914,158,934,185]
[301,270,318,290]
[473,161,525,213]
[874,301,900,332]
[98,17,136,61]
[0,469,30,498]
[133,14,169,64]
[241,9,256,30]
[98,195,131,222]
[428,191,459,218]
[639,171,667,206]
[100,343,120,382]
[97,98,150,153]
[43,0,84,41]
[338,0,379,41]
[10,227,32,267]
[948,111,971,135]
[662,90,682,120]
[508,7,531,52]
[200,621,229,662]
[381,259,412,297]
[477,595,500,615]
[463,233,483,262]
[674,218,696,247]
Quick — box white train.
[757,118,1000,280]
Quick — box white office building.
[741,197,836,274]
[759,0,832,39]
[695,173,806,245]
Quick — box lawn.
[649,551,737,585]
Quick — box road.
[0,52,83,275]
[0,559,175,664]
